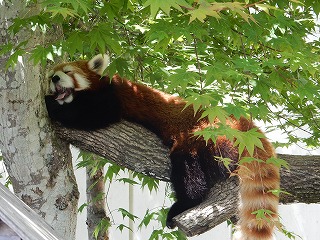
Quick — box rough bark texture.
[86,165,109,240]
[0,1,78,238]
[54,121,170,181]
[278,153,320,204]
[54,120,320,237]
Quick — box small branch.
[192,34,203,87]
[54,121,320,237]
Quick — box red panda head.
[48,54,110,104]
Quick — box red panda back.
[111,79,280,239]
[47,54,280,240]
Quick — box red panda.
[45,54,280,240]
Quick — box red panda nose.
[52,75,60,83]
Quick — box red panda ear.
[88,54,110,76]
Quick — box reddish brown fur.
[51,58,280,239]
[110,77,280,240]
[236,119,280,240]
[53,60,108,91]
[111,76,201,143]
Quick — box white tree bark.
[0,1,78,239]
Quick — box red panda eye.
[64,71,71,74]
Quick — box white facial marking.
[53,71,74,89]
[64,94,74,103]
[88,54,110,75]
[74,73,90,90]
[49,69,75,104]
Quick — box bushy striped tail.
[234,149,280,240]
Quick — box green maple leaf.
[66,32,84,56]
[200,106,229,124]
[224,103,247,120]
[266,157,290,170]
[268,189,292,197]
[42,0,91,14]
[46,6,78,18]
[167,69,198,93]
[144,0,190,18]
[234,128,265,156]
[118,208,139,221]
[185,93,221,114]
[252,209,275,221]
[188,1,221,22]
[193,127,218,144]
[30,46,53,65]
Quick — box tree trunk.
[54,120,320,236]
[0,1,79,238]
[86,160,109,240]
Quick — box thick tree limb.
[54,120,320,237]
[54,121,171,181]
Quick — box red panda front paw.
[166,218,176,229]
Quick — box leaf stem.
[192,34,203,92]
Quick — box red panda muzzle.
[54,85,74,101]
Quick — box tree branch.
[54,120,320,237]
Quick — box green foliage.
[187,1,256,23]
[143,0,190,19]
[252,208,275,222]
[280,227,303,240]
[149,229,187,240]
[76,150,164,238]
[266,157,290,170]
[132,172,160,192]
[139,208,187,240]
[78,202,88,213]
[93,217,111,239]
[234,128,265,156]
[200,106,229,124]
[76,151,113,178]
[117,223,131,232]
[6,2,320,147]
[118,208,139,221]
[4,0,320,239]
[215,156,235,173]
[251,208,302,239]
[194,125,265,156]
[268,189,292,198]
[227,218,237,235]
